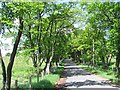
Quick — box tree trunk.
[39,58,44,67]
[28,14,37,68]
[106,54,112,66]
[44,47,54,75]
[37,10,43,64]
[116,51,120,79]
[6,16,23,90]
[101,56,105,68]
[32,54,37,68]
[46,55,53,74]
[116,28,120,74]
[0,49,6,90]
[92,39,95,67]
[116,49,120,73]
[43,58,49,75]
[56,59,59,67]
[45,63,51,75]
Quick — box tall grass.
[0,56,34,89]
[0,56,64,89]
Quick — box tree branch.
[103,11,114,24]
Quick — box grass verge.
[0,56,64,89]
[18,66,64,89]
[79,64,120,85]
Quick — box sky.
[0,36,13,56]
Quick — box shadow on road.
[63,59,91,77]
[64,80,111,87]
[64,68,91,77]
[59,59,120,90]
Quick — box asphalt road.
[62,59,120,90]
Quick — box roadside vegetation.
[0,56,64,89]
[69,2,120,85]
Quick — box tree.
[1,2,24,89]
[86,2,120,72]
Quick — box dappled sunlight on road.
[61,59,120,90]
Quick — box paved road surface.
[62,59,120,90]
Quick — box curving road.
[61,59,120,90]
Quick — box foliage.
[1,1,120,89]
[68,2,120,81]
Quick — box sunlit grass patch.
[18,68,63,89]
[44,74,60,84]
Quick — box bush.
[32,79,54,89]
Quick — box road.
[57,59,120,90]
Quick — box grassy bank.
[0,56,64,89]
[79,64,120,85]
[18,66,64,89]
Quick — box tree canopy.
[0,1,120,89]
